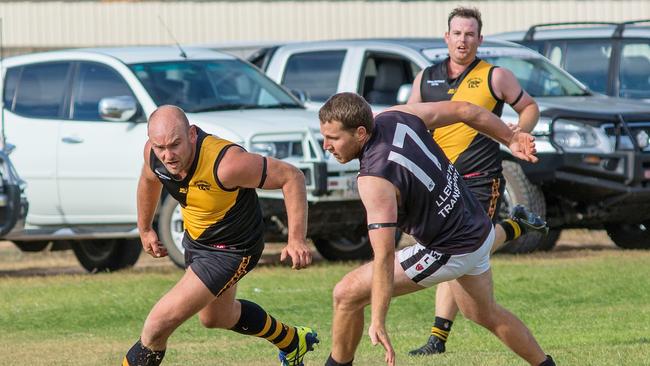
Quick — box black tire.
[312,230,403,261]
[497,161,547,254]
[537,229,561,251]
[158,195,186,268]
[70,239,142,272]
[12,240,50,252]
[605,222,650,249]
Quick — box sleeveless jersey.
[149,128,264,254]
[420,58,504,177]
[359,111,491,255]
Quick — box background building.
[0,0,648,55]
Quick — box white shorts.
[397,227,494,288]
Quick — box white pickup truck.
[0,46,365,271]
[251,38,650,253]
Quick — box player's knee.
[142,315,178,344]
[333,276,369,311]
[464,305,499,330]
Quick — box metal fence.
[0,1,648,52]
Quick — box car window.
[619,42,650,99]
[72,63,135,121]
[563,41,612,94]
[3,67,21,110]
[281,50,346,102]
[360,54,420,105]
[519,41,545,55]
[482,55,586,97]
[131,59,301,113]
[12,62,71,118]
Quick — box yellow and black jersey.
[420,58,504,177]
[149,128,264,255]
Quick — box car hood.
[536,95,650,115]
[186,108,321,143]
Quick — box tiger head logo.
[196,180,211,191]
[467,77,482,88]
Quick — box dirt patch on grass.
[0,229,623,276]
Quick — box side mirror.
[396,84,412,104]
[290,89,310,104]
[99,96,138,122]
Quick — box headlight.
[552,119,611,153]
[251,141,303,159]
[532,118,551,136]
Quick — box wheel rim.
[499,187,515,220]
[170,204,185,255]
[81,240,119,262]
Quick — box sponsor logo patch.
[426,79,446,86]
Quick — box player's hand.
[369,321,395,366]
[280,239,312,270]
[140,229,168,258]
[508,131,538,163]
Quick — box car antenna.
[158,15,187,59]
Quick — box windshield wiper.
[568,91,592,97]
[258,103,303,109]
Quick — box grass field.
[1,236,650,365]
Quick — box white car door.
[57,62,147,224]
[2,62,72,225]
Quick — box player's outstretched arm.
[137,142,167,258]
[387,101,538,163]
[217,147,311,269]
[357,175,397,366]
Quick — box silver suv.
[493,20,650,101]
[1,46,362,271]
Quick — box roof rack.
[523,20,650,41]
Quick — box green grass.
[1,251,650,365]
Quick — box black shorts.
[184,240,264,297]
[463,174,505,224]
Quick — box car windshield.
[129,60,302,112]
[423,48,589,97]
[482,55,589,97]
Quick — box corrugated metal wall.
[0,1,648,48]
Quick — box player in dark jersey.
[122,106,318,366]
[407,6,547,356]
[319,93,554,366]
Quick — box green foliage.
[1,253,649,365]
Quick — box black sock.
[430,316,453,342]
[123,339,165,366]
[500,219,521,242]
[230,299,298,353]
[539,355,556,366]
[325,354,353,366]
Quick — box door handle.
[61,136,84,144]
